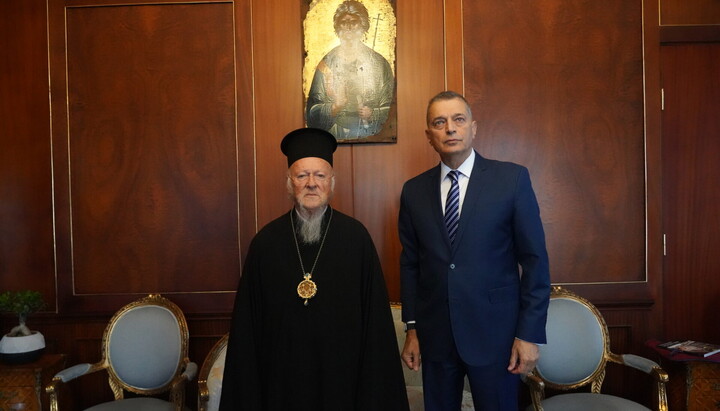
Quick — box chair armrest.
[198,373,212,411]
[522,371,545,392]
[54,363,91,383]
[522,371,545,411]
[621,354,669,382]
[182,361,198,381]
[621,354,670,411]
[46,362,105,388]
[45,361,106,411]
[169,360,198,411]
[170,361,197,392]
[621,354,659,373]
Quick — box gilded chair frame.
[524,286,669,411]
[198,333,229,411]
[46,294,196,411]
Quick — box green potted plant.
[0,290,47,364]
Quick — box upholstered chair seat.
[538,392,651,410]
[85,397,179,411]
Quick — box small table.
[647,340,720,411]
[0,354,66,411]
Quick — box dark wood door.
[661,43,720,343]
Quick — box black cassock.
[220,207,409,411]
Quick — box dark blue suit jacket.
[399,151,550,367]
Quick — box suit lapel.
[453,152,489,248]
[424,164,452,248]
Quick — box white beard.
[297,210,324,244]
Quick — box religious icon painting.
[302,0,397,144]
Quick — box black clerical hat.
[281,128,338,167]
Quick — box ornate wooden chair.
[197,333,228,411]
[46,294,197,411]
[524,286,669,411]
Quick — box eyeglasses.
[291,172,331,185]
[429,115,468,130]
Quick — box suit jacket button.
[450,264,456,269]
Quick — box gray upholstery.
[109,305,182,390]
[86,397,179,411]
[45,294,196,411]
[622,354,661,374]
[55,363,93,382]
[529,392,651,411]
[525,287,667,411]
[535,297,604,384]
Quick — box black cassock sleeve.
[355,231,410,411]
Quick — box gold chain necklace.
[290,208,333,306]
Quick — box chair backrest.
[103,294,189,396]
[535,288,609,389]
[198,333,229,411]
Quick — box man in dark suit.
[399,91,551,410]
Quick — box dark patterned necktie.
[445,170,460,244]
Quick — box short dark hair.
[426,91,473,125]
[333,1,370,34]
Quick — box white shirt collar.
[441,151,475,180]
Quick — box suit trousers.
[421,343,519,411]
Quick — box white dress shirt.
[440,153,475,216]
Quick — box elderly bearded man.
[219,128,409,411]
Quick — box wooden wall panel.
[65,3,238,295]
[661,43,720,344]
[44,0,254,313]
[462,0,647,286]
[444,0,464,91]
[661,0,720,25]
[0,0,57,309]
[233,1,256,268]
[253,0,326,228]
